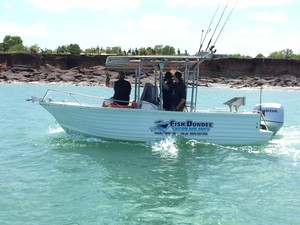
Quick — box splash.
[151,137,179,158]
[48,126,65,134]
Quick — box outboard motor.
[254,103,284,134]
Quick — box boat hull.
[40,102,273,145]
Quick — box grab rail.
[42,89,106,105]
[41,89,134,106]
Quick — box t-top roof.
[105,52,213,71]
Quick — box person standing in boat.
[105,71,132,105]
[162,71,174,111]
[173,71,186,111]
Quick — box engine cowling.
[254,103,284,134]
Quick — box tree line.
[0,35,180,56]
[0,35,299,60]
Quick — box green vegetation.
[228,49,300,60]
[0,35,299,60]
[0,35,179,56]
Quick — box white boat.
[28,51,284,145]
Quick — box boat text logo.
[261,109,278,116]
[150,120,213,136]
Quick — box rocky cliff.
[1,53,300,87]
[203,57,300,77]
[0,53,106,69]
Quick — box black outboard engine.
[254,103,284,134]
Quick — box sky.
[0,0,299,56]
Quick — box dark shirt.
[162,80,174,110]
[173,80,186,111]
[113,79,131,105]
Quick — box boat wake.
[266,127,300,159]
[169,127,300,160]
[218,127,300,159]
[46,125,299,160]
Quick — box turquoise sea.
[0,83,299,225]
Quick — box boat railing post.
[184,60,191,112]
[194,63,200,112]
[134,66,138,102]
[69,93,82,105]
[42,89,51,100]
[190,68,196,112]
[159,62,164,110]
[137,62,142,105]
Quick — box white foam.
[48,126,65,134]
[151,137,179,158]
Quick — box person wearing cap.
[162,71,174,111]
[105,71,131,105]
[173,71,186,111]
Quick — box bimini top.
[105,51,214,71]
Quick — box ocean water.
[0,83,299,225]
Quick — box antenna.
[198,4,220,53]
[205,2,229,51]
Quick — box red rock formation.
[0,53,300,87]
[202,58,300,78]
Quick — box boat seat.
[223,97,246,112]
[140,82,159,106]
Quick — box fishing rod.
[212,2,237,49]
[198,4,220,53]
[198,30,204,53]
[205,2,229,51]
